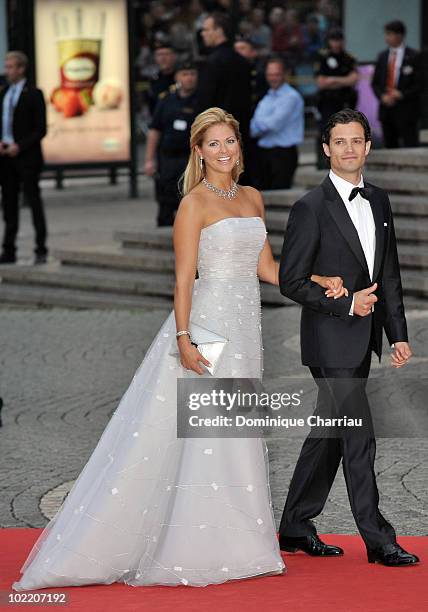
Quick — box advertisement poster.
[34,0,131,164]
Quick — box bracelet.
[176,330,191,338]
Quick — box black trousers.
[257,145,298,190]
[279,330,396,550]
[0,157,47,256]
[154,154,187,227]
[380,108,419,148]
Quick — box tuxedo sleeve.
[371,54,384,99]
[279,199,353,318]
[381,195,408,344]
[16,89,47,153]
[399,52,423,101]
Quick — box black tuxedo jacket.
[371,46,422,122]
[279,176,408,368]
[0,83,47,168]
[196,42,252,137]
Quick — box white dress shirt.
[329,170,376,315]
[1,78,26,144]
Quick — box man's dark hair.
[265,55,287,72]
[384,20,406,36]
[153,42,177,53]
[210,12,232,40]
[326,27,344,41]
[322,109,371,144]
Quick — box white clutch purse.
[169,322,228,375]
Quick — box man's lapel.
[366,181,385,282]
[322,175,370,277]
[322,175,386,281]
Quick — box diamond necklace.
[202,177,239,200]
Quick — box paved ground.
[0,175,427,539]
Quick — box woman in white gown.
[12,108,346,590]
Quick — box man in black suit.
[371,20,422,148]
[278,109,419,566]
[0,51,48,264]
[198,12,252,183]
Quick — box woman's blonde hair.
[181,107,244,195]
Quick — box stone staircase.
[0,148,427,309]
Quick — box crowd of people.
[141,5,423,226]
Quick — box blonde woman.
[13,108,346,590]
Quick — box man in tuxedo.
[278,109,419,566]
[371,20,422,148]
[0,51,48,264]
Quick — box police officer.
[144,60,198,227]
[314,28,359,168]
[147,44,177,116]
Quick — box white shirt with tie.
[388,44,405,88]
[328,170,376,315]
[1,78,26,144]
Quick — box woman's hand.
[311,275,349,299]
[178,336,211,375]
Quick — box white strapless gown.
[12,216,286,590]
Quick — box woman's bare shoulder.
[175,188,207,227]
[240,185,262,200]
[239,185,264,214]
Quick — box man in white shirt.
[0,51,47,264]
[278,108,418,567]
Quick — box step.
[0,265,176,298]
[263,190,428,217]
[261,188,305,210]
[0,264,289,307]
[114,229,173,251]
[0,283,173,311]
[266,213,428,242]
[397,244,428,269]
[295,168,428,195]
[54,247,175,273]
[401,269,428,298]
[366,148,428,172]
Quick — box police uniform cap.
[326,27,344,41]
[175,60,197,73]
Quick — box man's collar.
[329,169,364,196]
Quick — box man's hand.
[389,88,403,101]
[381,93,395,106]
[144,159,157,177]
[312,275,348,299]
[5,143,19,157]
[391,342,412,368]
[0,142,8,155]
[353,282,378,316]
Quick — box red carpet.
[1,530,426,611]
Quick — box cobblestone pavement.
[0,306,427,536]
[0,177,427,537]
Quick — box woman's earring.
[236,159,240,166]
[199,157,204,170]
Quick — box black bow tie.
[349,186,371,201]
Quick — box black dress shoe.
[34,253,48,265]
[0,253,16,264]
[367,543,419,566]
[279,534,344,556]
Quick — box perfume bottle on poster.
[50,6,123,118]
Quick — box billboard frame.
[30,0,138,197]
